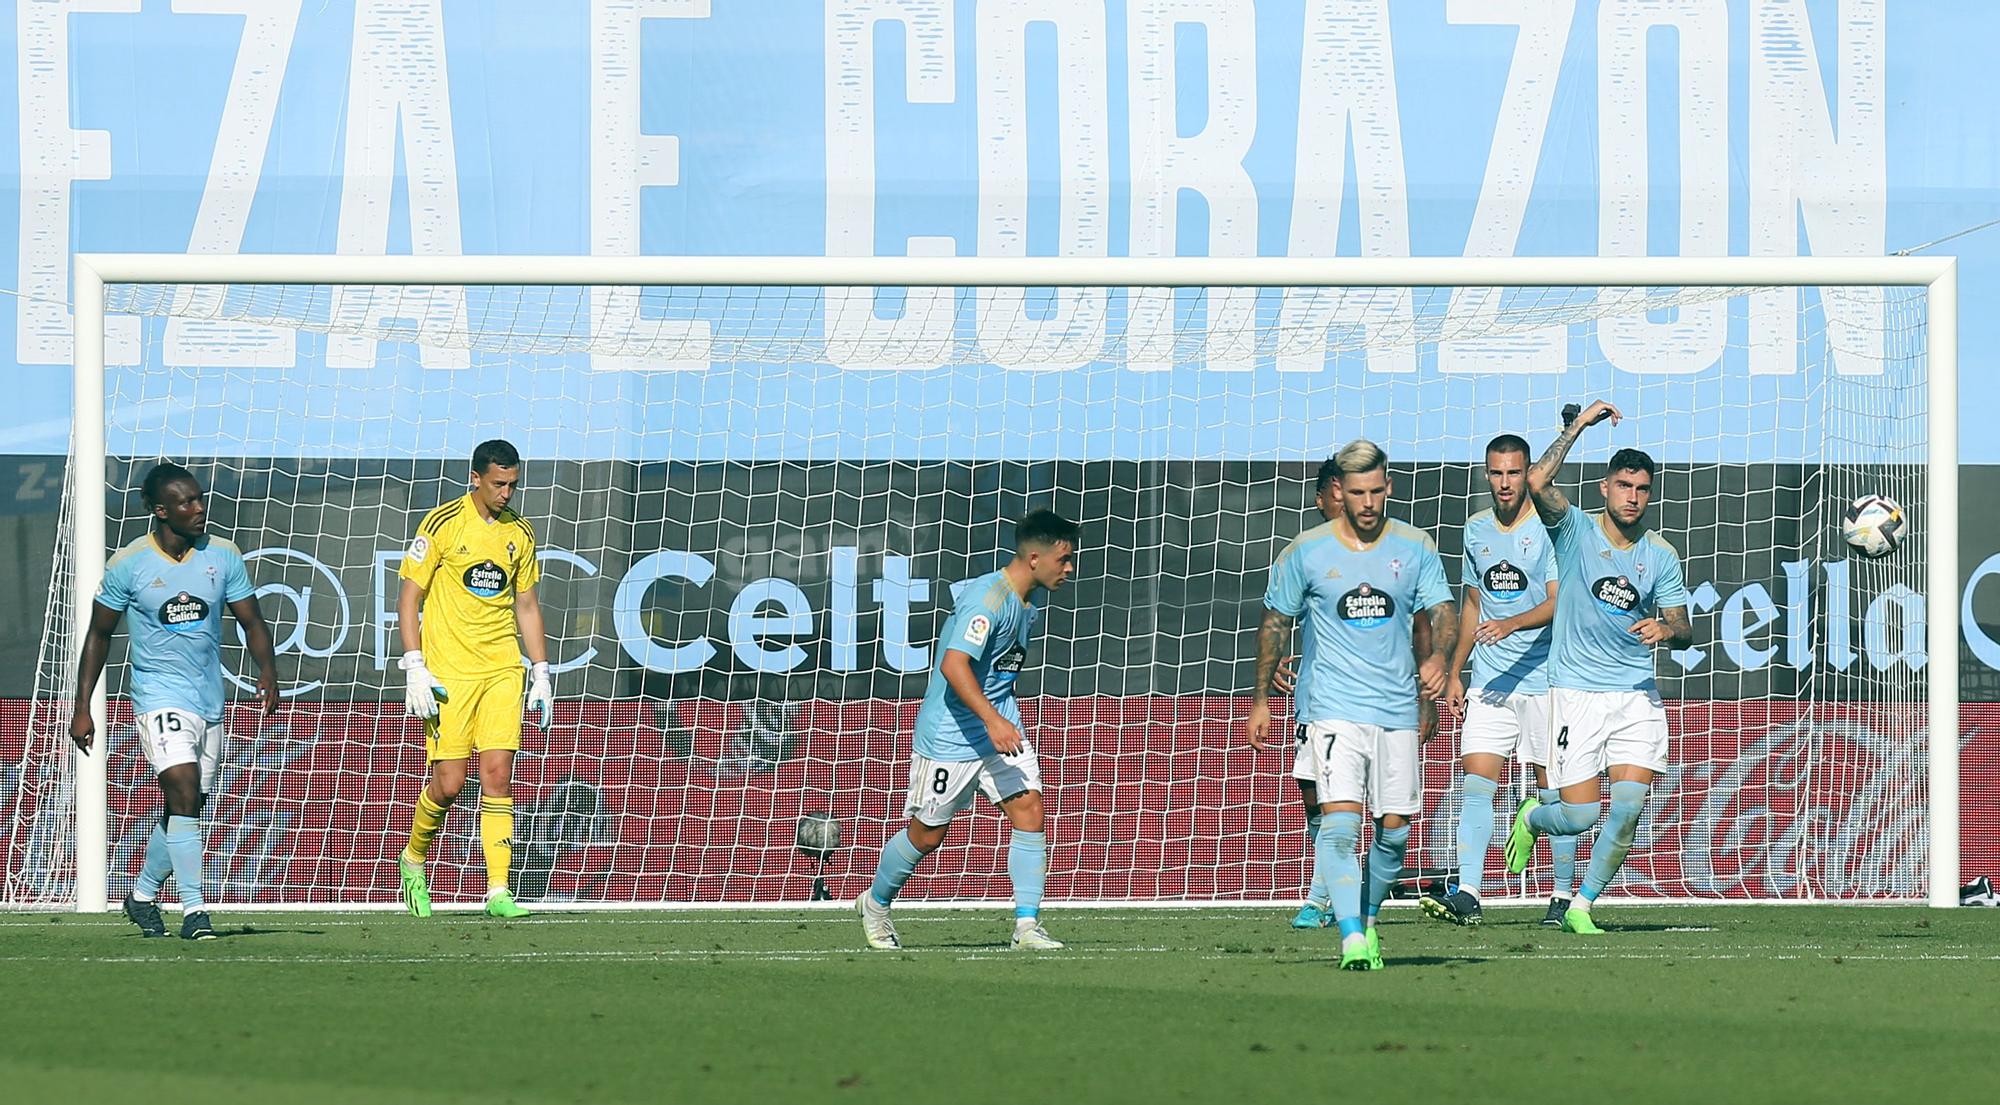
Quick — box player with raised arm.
[858,509,1079,951]
[1502,401,1694,934]
[394,439,554,920]
[71,463,279,940]
[1247,441,1455,970]
[1419,434,1574,929]
[1274,459,1438,930]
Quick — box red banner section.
[4,698,1995,905]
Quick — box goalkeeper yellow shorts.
[427,669,525,762]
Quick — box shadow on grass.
[1264,953,1494,968]
[212,925,328,939]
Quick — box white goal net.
[4,259,1956,909]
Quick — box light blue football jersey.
[95,533,255,722]
[1462,508,1557,695]
[913,570,1037,760]
[1263,519,1451,730]
[1547,506,1690,693]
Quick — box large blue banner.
[1,1,1993,461]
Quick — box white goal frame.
[66,254,1961,912]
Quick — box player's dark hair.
[472,439,521,474]
[141,462,199,509]
[1485,433,1532,461]
[1606,447,1656,481]
[1314,457,1342,496]
[1016,508,1080,550]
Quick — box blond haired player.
[394,439,553,919]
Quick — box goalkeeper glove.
[526,661,553,732]
[399,650,447,721]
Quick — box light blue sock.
[1529,800,1598,837]
[1317,811,1364,937]
[1455,776,1498,898]
[1007,830,1047,919]
[133,819,171,902]
[1581,781,1649,901]
[1304,810,1328,907]
[869,828,926,908]
[1364,821,1411,919]
[162,814,205,913]
[1541,787,1580,898]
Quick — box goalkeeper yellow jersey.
[400,495,541,680]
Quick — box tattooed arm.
[1245,607,1294,751]
[1529,399,1622,527]
[1630,605,1694,649]
[1417,600,1459,700]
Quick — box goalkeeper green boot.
[1338,932,1374,971]
[1503,797,1541,875]
[398,855,432,918]
[1560,901,1605,935]
[1366,926,1385,970]
[484,888,531,919]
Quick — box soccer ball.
[1840,494,1905,559]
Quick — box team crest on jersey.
[1482,560,1528,596]
[408,535,431,564]
[1592,575,1640,614]
[159,590,210,632]
[1389,558,1403,579]
[463,560,509,598]
[1635,560,1648,577]
[507,542,517,558]
[1337,583,1395,628]
[964,614,993,647]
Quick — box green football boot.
[1338,932,1374,971]
[484,888,531,919]
[1366,926,1385,970]
[398,855,432,918]
[1503,797,1542,874]
[1560,902,1605,935]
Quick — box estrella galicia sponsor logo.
[1592,575,1640,615]
[1337,583,1395,628]
[464,559,509,597]
[1481,560,1527,597]
[993,645,1028,674]
[159,591,210,632]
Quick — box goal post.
[45,253,1960,913]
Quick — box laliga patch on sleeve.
[964,614,992,647]
[408,535,431,563]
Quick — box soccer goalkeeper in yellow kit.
[394,439,553,919]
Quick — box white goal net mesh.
[5,279,1932,907]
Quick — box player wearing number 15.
[394,439,554,920]
[857,509,1080,952]
[70,463,280,941]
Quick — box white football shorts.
[1293,719,1422,817]
[134,707,223,790]
[1459,688,1553,769]
[1546,687,1670,790]
[904,746,1044,827]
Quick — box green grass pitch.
[2,905,1996,1104]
